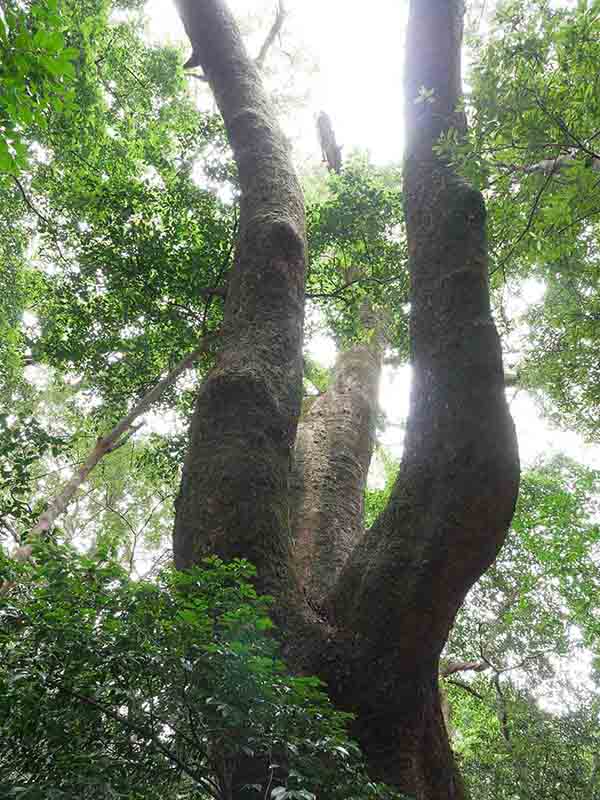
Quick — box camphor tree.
[171,1,519,798]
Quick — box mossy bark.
[172,0,306,596]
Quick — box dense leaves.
[444,455,600,798]
[0,0,79,173]
[0,549,400,800]
[306,158,408,352]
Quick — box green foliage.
[0,191,30,399]
[443,0,600,437]
[445,455,600,798]
[0,548,399,800]
[449,680,600,800]
[364,448,398,529]
[448,456,600,681]
[0,0,80,173]
[303,355,332,396]
[1,0,234,418]
[454,0,600,271]
[306,156,409,353]
[0,407,67,540]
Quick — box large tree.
[172,1,520,799]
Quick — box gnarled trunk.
[172,1,519,798]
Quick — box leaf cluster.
[0,547,401,800]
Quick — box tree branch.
[440,659,488,678]
[444,678,485,701]
[60,687,220,798]
[255,1,286,70]
[491,169,554,276]
[8,337,217,568]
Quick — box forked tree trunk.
[172,1,520,799]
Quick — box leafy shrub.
[0,544,400,800]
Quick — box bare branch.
[5,335,218,573]
[440,659,488,678]
[255,1,287,70]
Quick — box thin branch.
[122,63,149,91]
[491,169,554,275]
[495,151,600,177]
[6,335,219,571]
[10,175,52,226]
[444,678,485,701]
[307,274,405,301]
[255,1,286,70]
[9,175,71,266]
[551,204,600,237]
[492,672,511,743]
[61,687,220,798]
[531,90,600,162]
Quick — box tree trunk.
[172,1,520,799]
[172,0,306,596]
[291,343,381,608]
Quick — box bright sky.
[146,0,406,163]
[144,0,600,471]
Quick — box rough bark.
[172,0,306,595]
[172,2,520,799]
[291,343,381,607]
[324,1,519,796]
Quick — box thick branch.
[326,1,519,795]
[334,0,519,663]
[440,659,487,678]
[290,343,381,607]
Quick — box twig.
[491,169,554,275]
[307,274,406,301]
[444,678,485,701]
[61,687,220,798]
[492,672,511,742]
[9,175,71,266]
